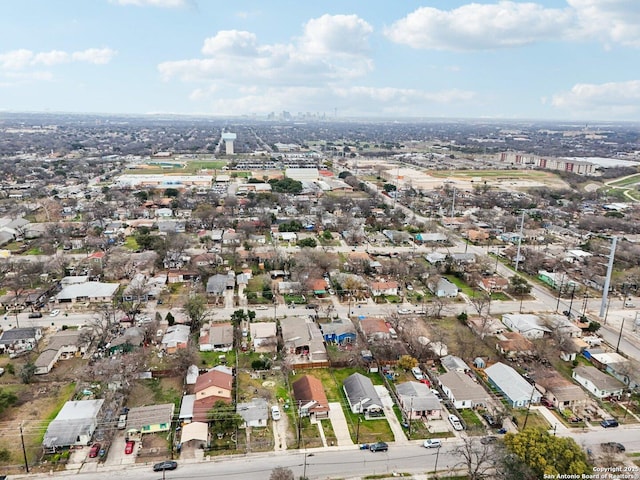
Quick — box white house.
[438,371,490,409]
[572,366,625,399]
[501,314,551,340]
[485,362,542,408]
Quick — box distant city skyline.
[1,1,640,121]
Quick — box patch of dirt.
[136,433,171,464]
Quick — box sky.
[1,0,640,121]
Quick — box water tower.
[221,132,236,155]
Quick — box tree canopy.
[503,428,590,478]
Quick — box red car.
[89,443,101,458]
[124,441,135,455]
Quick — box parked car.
[369,442,388,452]
[49,309,60,317]
[448,414,463,431]
[482,414,500,428]
[153,460,178,471]
[397,308,411,315]
[117,414,127,429]
[88,443,101,458]
[124,441,135,454]
[28,312,43,318]
[600,418,619,428]
[601,442,625,453]
[271,405,281,421]
[254,305,269,310]
[423,439,442,449]
[411,367,424,381]
[480,436,498,445]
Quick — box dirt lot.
[0,376,76,474]
[127,376,183,408]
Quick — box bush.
[251,359,271,370]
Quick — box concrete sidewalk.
[529,405,571,434]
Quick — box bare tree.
[469,291,491,318]
[453,437,501,480]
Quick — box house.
[199,322,234,352]
[395,381,442,420]
[54,281,120,304]
[467,316,505,338]
[430,278,458,298]
[194,368,233,402]
[425,252,447,264]
[35,329,87,375]
[126,404,175,435]
[480,276,509,292]
[467,229,489,243]
[292,375,330,419]
[485,362,542,408]
[359,317,392,341]
[278,281,302,295]
[280,316,327,364]
[382,229,411,244]
[0,327,42,354]
[179,421,209,449]
[547,315,583,338]
[342,373,384,418]
[496,332,534,358]
[533,370,588,410]
[237,398,269,428]
[572,365,625,399]
[321,319,357,345]
[440,355,470,373]
[273,231,297,243]
[438,371,490,409]
[449,253,476,264]
[370,281,399,297]
[206,274,230,296]
[415,232,448,243]
[160,324,190,353]
[108,326,144,354]
[42,399,104,450]
[501,314,551,340]
[250,322,277,352]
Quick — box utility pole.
[616,317,626,353]
[20,422,29,473]
[514,211,525,272]
[600,236,617,318]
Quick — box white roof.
[56,282,119,301]
[181,421,209,443]
[485,362,541,403]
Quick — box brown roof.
[193,395,231,423]
[498,331,533,352]
[292,375,329,413]
[360,317,390,336]
[194,369,233,394]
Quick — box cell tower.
[221,132,236,155]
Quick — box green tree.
[0,388,18,414]
[0,447,11,462]
[383,183,397,193]
[207,400,243,433]
[587,321,601,333]
[503,428,590,478]
[298,238,317,248]
[509,276,531,296]
[166,311,175,326]
[183,294,211,333]
[164,188,180,198]
[20,363,36,384]
[230,309,247,326]
[321,230,333,241]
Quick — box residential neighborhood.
[0,114,640,479]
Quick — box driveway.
[104,431,136,466]
[374,385,409,444]
[328,402,353,446]
[272,408,289,450]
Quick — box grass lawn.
[608,174,640,187]
[123,236,139,250]
[445,275,476,297]
[512,410,549,430]
[199,350,235,369]
[458,409,485,435]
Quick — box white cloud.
[551,80,640,118]
[159,14,374,86]
[0,48,117,71]
[71,48,118,64]
[0,49,34,70]
[567,0,640,47]
[109,0,191,7]
[299,14,373,56]
[385,1,572,51]
[33,50,70,66]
